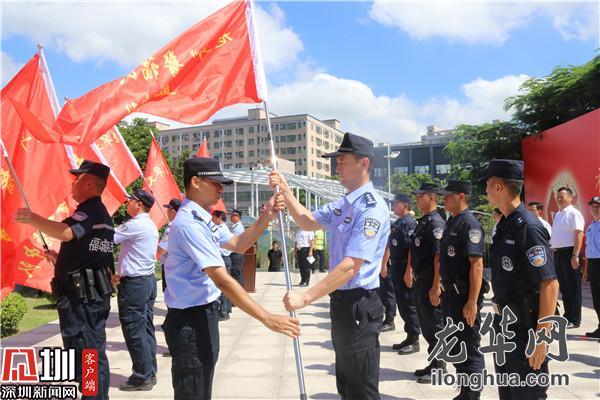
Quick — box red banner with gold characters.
[11,0,265,146]
[522,109,600,226]
[143,137,183,229]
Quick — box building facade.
[154,108,344,179]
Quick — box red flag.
[195,138,210,158]
[94,127,142,190]
[143,137,182,229]
[12,0,266,146]
[1,54,74,296]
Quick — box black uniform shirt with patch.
[490,203,556,303]
[389,215,417,263]
[440,209,484,281]
[55,196,114,283]
[410,210,446,278]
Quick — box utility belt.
[52,267,113,301]
[441,276,491,297]
[330,287,378,301]
[491,294,539,329]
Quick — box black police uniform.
[411,206,446,372]
[490,203,556,399]
[388,214,421,339]
[54,195,114,400]
[440,208,485,398]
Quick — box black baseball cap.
[412,182,443,195]
[321,132,374,159]
[163,198,182,211]
[441,180,472,195]
[184,157,233,185]
[393,193,412,206]
[589,196,600,205]
[479,159,524,183]
[127,189,155,209]
[231,209,242,217]
[69,160,110,181]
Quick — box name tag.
[505,239,515,245]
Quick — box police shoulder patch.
[333,208,342,216]
[211,224,218,232]
[433,228,443,240]
[526,245,547,267]
[363,192,377,208]
[363,218,381,239]
[71,211,88,222]
[468,229,482,244]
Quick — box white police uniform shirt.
[551,205,585,248]
[295,230,315,249]
[210,221,233,257]
[313,181,390,290]
[164,199,225,309]
[114,213,159,277]
[231,221,245,236]
[158,223,172,265]
[538,217,552,237]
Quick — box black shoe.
[397,342,420,355]
[381,321,395,332]
[299,282,309,287]
[585,328,600,338]
[452,386,466,400]
[417,362,446,383]
[566,322,580,329]
[219,313,230,321]
[414,364,432,377]
[417,373,432,384]
[150,376,157,385]
[393,335,419,350]
[319,269,326,273]
[119,379,153,391]
[163,351,171,357]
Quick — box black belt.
[329,287,377,300]
[120,274,154,281]
[553,247,574,252]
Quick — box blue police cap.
[479,159,524,182]
[441,180,472,195]
[321,132,374,159]
[412,182,443,195]
[69,159,110,181]
[127,189,155,209]
[184,157,233,185]
[393,193,412,205]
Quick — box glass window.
[225,141,232,147]
[225,129,232,136]
[393,166,408,175]
[435,164,451,175]
[248,150,255,157]
[287,123,296,130]
[324,130,329,139]
[415,165,430,174]
[182,134,189,140]
[235,140,244,146]
[249,126,255,134]
[316,138,322,146]
[249,138,255,145]
[287,135,296,142]
[316,126,322,134]
[214,142,220,149]
[235,128,244,135]
[373,168,385,178]
[213,130,220,138]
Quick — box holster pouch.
[70,271,86,300]
[94,268,113,296]
[84,269,96,301]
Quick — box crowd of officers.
[13,130,599,400]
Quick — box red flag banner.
[12,0,265,146]
[1,54,74,296]
[143,137,182,229]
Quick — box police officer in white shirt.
[527,201,552,237]
[295,229,315,287]
[114,189,159,391]
[229,209,246,287]
[163,157,299,400]
[550,187,585,328]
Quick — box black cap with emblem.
[127,189,155,209]
[321,132,374,159]
[441,180,472,195]
[412,182,443,196]
[479,159,524,183]
[589,196,600,205]
[163,198,182,211]
[184,157,233,185]
[69,159,110,181]
[231,209,242,217]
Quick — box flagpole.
[0,138,53,258]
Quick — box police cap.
[393,193,412,206]
[589,196,600,206]
[184,157,233,185]
[164,198,182,211]
[412,182,443,196]
[127,189,155,209]
[479,159,524,182]
[231,209,242,217]
[441,180,472,195]
[321,132,374,159]
[69,159,110,181]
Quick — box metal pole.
[250,168,255,218]
[234,181,238,209]
[387,143,391,210]
[263,101,307,399]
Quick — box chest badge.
[334,208,342,216]
[392,238,398,247]
[447,245,456,257]
[501,256,514,272]
[415,238,421,247]
[433,228,443,240]
[526,246,547,267]
[343,216,352,224]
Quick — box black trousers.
[297,247,311,284]
[314,249,326,272]
[493,313,549,400]
[415,279,444,357]
[390,262,421,336]
[118,274,157,382]
[441,291,484,382]
[330,289,383,400]
[56,291,110,400]
[588,258,600,328]
[378,273,396,322]
[163,302,220,400]
[230,253,244,287]
[218,256,233,316]
[554,247,582,325]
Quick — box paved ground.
[2,270,599,399]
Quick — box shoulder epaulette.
[363,192,377,208]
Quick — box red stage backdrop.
[522,109,600,226]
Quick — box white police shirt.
[210,221,234,257]
[231,221,245,236]
[313,181,390,290]
[114,213,159,277]
[158,223,172,265]
[164,199,226,309]
[550,205,585,248]
[295,230,315,249]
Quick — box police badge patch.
[415,238,421,247]
[72,211,88,221]
[526,246,547,267]
[363,218,380,239]
[501,256,514,272]
[334,208,342,216]
[447,246,456,257]
[392,238,398,247]
[468,229,482,244]
[433,228,443,240]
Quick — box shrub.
[1,292,28,337]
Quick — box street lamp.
[384,143,400,208]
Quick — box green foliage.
[1,292,28,337]
[506,55,600,134]
[389,173,445,216]
[173,149,191,192]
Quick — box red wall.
[522,109,600,225]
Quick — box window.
[214,142,220,149]
[279,123,286,130]
[235,128,244,135]
[182,145,189,151]
[224,164,233,169]
[373,168,385,178]
[235,151,244,158]
[225,141,232,148]
[224,152,232,160]
[193,132,201,140]
[316,126,322,134]
[235,140,244,146]
[324,130,329,139]
[224,129,232,136]
[324,164,330,172]
[415,165,430,174]
[316,161,322,169]
[287,135,296,142]
[248,150,255,157]
[287,147,296,154]
[286,123,296,130]
[249,126,255,134]
[248,138,255,145]
[316,138,322,146]
[171,136,177,142]
[182,134,189,140]
[324,142,330,150]
[335,135,342,144]
[436,164,451,175]
[192,144,199,151]
[393,166,408,175]
[213,130,220,138]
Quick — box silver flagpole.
[263,101,307,400]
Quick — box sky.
[1,1,598,145]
